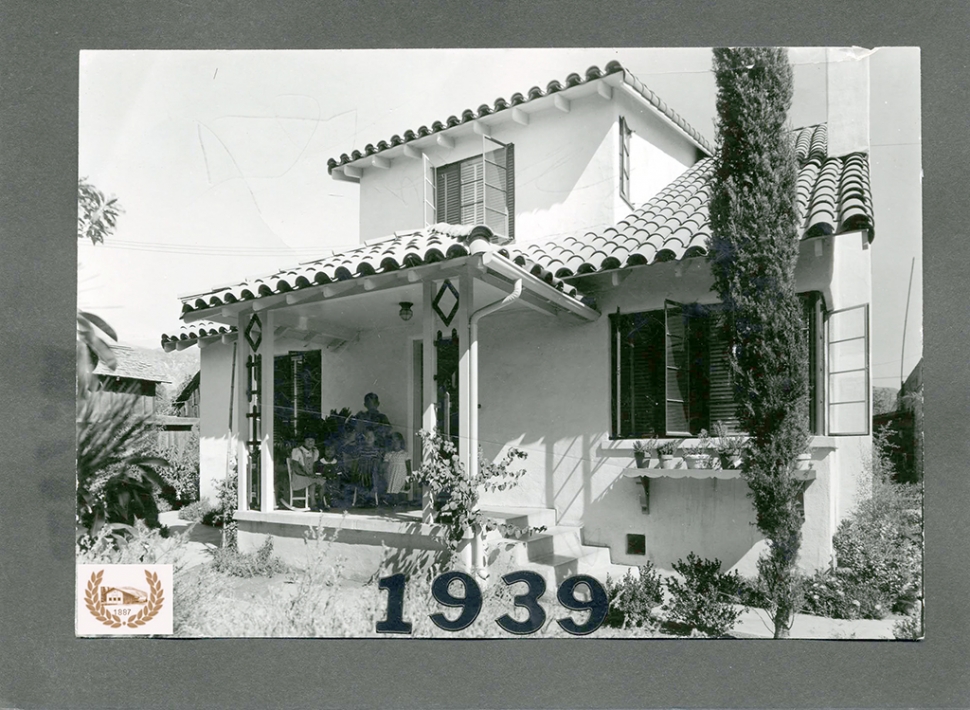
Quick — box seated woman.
[288,435,325,509]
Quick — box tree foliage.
[78,177,122,246]
[707,47,809,638]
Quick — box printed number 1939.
[375,571,608,636]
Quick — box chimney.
[826,47,871,157]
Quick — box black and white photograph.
[75,47,923,639]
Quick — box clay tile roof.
[327,61,712,174]
[172,223,593,325]
[509,124,874,278]
[161,322,236,350]
[92,344,172,383]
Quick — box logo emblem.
[77,565,173,635]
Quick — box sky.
[77,47,921,390]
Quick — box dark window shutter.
[612,311,664,438]
[665,301,692,435]
[505,144,515,241]
[708,311,740,433]
[436,162,461,224]
[799,292,819,435]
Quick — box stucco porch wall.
[235,510,454,582]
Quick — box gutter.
[467,277,522,577]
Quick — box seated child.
[383,432,409,506]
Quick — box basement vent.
[626,534,646,556]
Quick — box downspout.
[468,276,522,578]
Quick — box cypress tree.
[707,47,809,638]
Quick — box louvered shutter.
[799,292,821,434]
[665,301,692,435]
[423,154,436,227]
[436,162,461,224]
[612,311,664,438]
[707,310,740,433]
[505,144,515,241]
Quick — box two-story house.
[163,57,874,583]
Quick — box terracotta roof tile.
[509,125,874,278]
[93,344,173,383]
[327,61,712,175]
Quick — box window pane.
[828,307,865,341]
[829,337,866,373]
[829,402,867,434]
[830,370,866,403]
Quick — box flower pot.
[796,453,812,470]
[659,455,679,470]
[634,451,648,469]
[719,454,741,470]
[685,454,710,470]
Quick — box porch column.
[259,310,276,512]
[456,275,474,571]
[421,280,436,524]
[236,312,251,512]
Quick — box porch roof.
[177,223,594,319]
[326,61,713,178]
[510,124,875,279]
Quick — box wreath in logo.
[84,569,164,629]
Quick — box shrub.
[204,465,239,549]
[662,553,742,636]
[210,538,288,578]
[178,499,213,523]
[605,563,665,629]
[893,606,923,640]
[735,575,771,609]
[817,427,924,618]
[154,431,201,509]
[78,519,189,571]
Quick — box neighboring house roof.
[176,223,590,318]
[510,124,874,278]
[326,61,713,175]
[93,344,171,383]
[174,371,201,403]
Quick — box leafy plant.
[893,607,923,640]
[76,396,169,547]
[656,440,681,457]
[204,465,239,549]
[707,47,809,638]
[210,538,289,578]
[178,499,214,523]
[662,553,742,636]
[680,429,711,457]
[154,430,201,508]
[632,438,659,455]
[712,420,746,468]
[409,429,542,552]
[606,563,665,629]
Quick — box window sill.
[602,435,837,455]
[620,466,817,481]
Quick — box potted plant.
[682,430,712,469]
[657,440,682,469]
[796,449,813,470]
[713,420,746,470]
[632,438,659,469]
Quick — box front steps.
[482,506,630,587]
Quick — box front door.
[435,329,460,449]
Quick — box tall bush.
[708,47,808,638]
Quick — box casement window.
[826,304,870,435]
[273,350,322,435]
[427,136,514,242]
[619,116,632,207]
[610,294,827,438]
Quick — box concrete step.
[481,505,558,531]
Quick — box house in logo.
[161,51,894,584]
[102,586,148,605]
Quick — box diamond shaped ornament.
[244,314,262,352]
[432,279,460,327]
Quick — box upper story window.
[430,137,514,242]
[609,293,842,438]
[619,116,632,207]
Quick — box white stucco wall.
[473,249,871,574]
[357,90,698,245]
[198,341,235,505]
